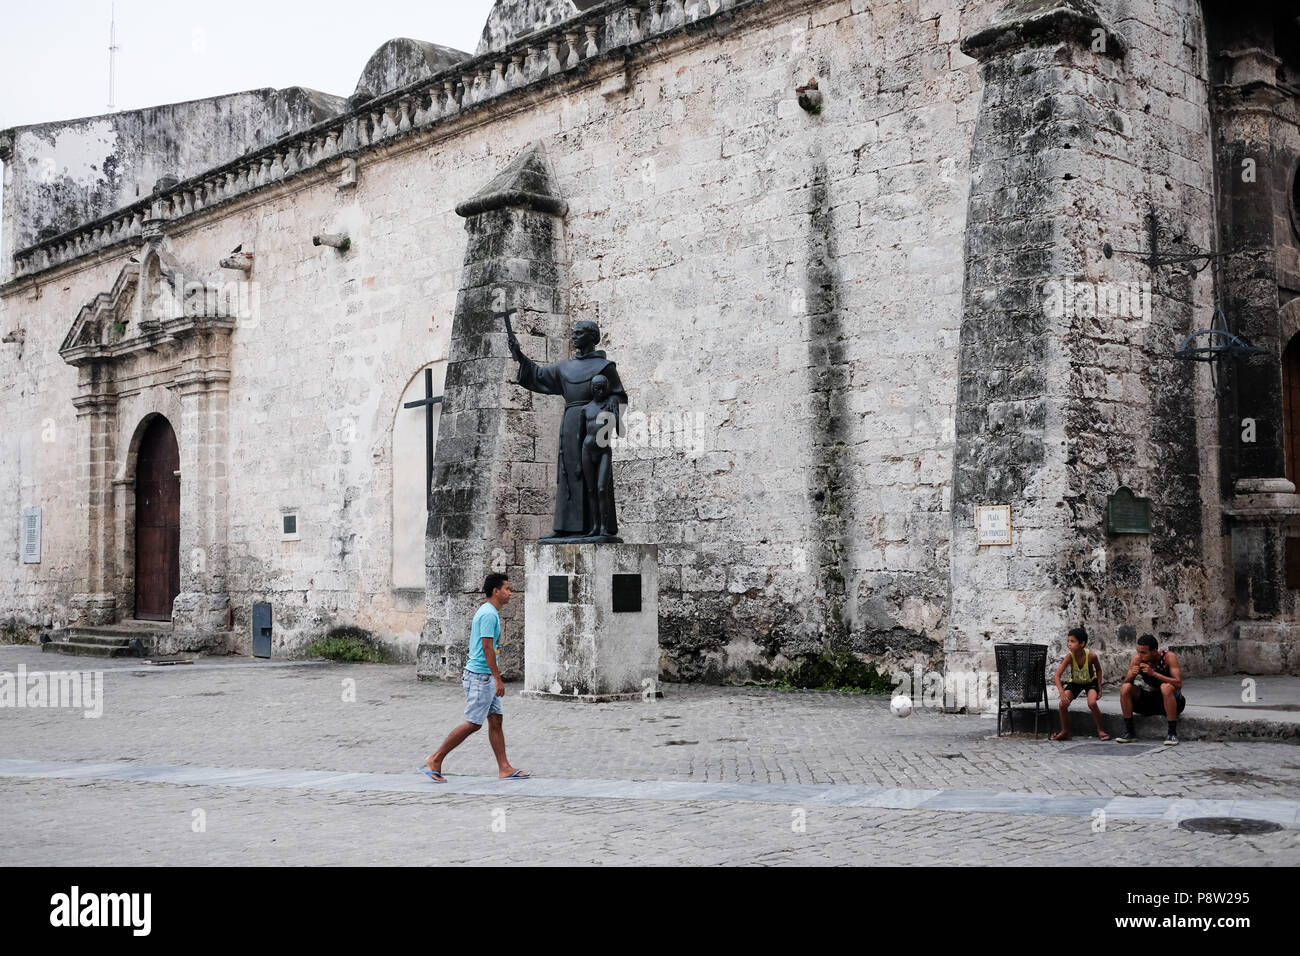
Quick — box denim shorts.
[463,669,503,725]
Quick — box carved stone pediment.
[60,242,239,368]
[60,263,140,358]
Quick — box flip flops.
[421,767,529,781]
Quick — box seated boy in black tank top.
[1117,633,1185,746]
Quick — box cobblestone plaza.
[2,647,1296,866]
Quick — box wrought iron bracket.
[1102,209,1259,276]
[1100,209,1270,367]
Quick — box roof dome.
[476,0,587,55]
[352,38,471,104]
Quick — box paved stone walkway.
[4,757,1299,825]
[2,646,1298,865]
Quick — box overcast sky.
[0,0,499,130]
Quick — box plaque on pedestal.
[521,542,660,702]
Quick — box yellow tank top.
[1067,649,1096,683]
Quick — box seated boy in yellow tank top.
[1051,626,1107,741]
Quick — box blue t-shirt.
[465,603,501,675]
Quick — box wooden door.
[1285,335,1300,486]
[135,417,180,621]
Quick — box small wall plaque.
[976,505,1012,546]
[21,507,41,564]
[1107,487,1152,535]
[547,575,569,603]
[612,574,642,613]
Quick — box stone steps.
[40,622,170,659]
[53,633,138,648]
[68,622,172,639]
[41,641,140,659]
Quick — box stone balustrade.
[8,0,748,282]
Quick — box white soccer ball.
[890,694,913,718]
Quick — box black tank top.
[1136,651,1176,693]
[1153,650,1171,678]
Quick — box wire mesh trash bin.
[994,643,1049,737]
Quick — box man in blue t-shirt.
[423,573,530,782]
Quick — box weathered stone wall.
[0,272,90,626]
[592,0,997,680]
[0,88,345,277]
[2,0,995,674]
[1263,47,1300,649]
[1073,0,1231,677]
[0,0,1249,681]
[1206,5,1300,675]
[950,0,1232,684]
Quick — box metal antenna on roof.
[108,3,121,111]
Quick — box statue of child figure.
[579,374,621,541]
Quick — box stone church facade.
[1,0,1298,683]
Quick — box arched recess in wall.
[392,361,447,589]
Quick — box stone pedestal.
[521,542,659,702]
[69,593,117,626]
[168,591,232,654]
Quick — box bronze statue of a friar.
[506,314,626,542]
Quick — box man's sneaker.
[1163,734,1179,747]
[1114,732,1138,743]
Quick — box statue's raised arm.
[502,310,525,364]
[503,310,568,395]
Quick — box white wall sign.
[22,507,41,563]
[976,504,1012,546]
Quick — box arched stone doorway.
[134,415,180,620]
[60,245,232,640]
